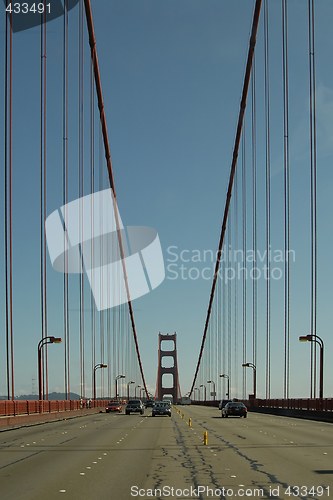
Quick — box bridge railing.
[0,400,110,417]
[190,398,333,412]
[243,398,333,411]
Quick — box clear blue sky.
[1,0,333,399]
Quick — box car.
[125,399,144,415]
[105,401,122,413]
[222,402,247,418]
[145,399,155,408]
[152,401,172,417]
[218,399,232,410]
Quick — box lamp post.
[127,381,135,401]
[299,334,324,399]
[242,363,256,399]
[207,380,216,400]
[115,375,125,400]
[93,364,107,401]
[219,374,230,398]
[200,384,206,402]
[135,385,141,398]
[38,336,62,400]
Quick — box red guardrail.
[190,398,333,412]
[0,400,110,417]
[243,398,333,411]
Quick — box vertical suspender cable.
[222,257,226,396]
[40,2,48,399]
[215,266,222,394]
[90,57,96,397]
[78,0,85,399]
[5,9,9,400]
[63,0,70,399]
[40,2,44,400]
[66,3,70,398]
[282,0,290,399]
[189,0,262,396]
[264,0,271,399]
[215,276,218,396]
[227,217,232,396]
[43,0,48,398]
[99,125,104,398]
[9,10,14,401]
[5,10,14,401]
[252,59,257,372]
[234,157,238,397]
[308,0,317,398]
[242,130,247,399]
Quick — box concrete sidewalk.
[0,406,106,431]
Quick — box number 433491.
[284,486,329,497]
[6,3,51,14]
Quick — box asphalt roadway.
[0,405,332,500]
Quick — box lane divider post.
[204,431,207,445]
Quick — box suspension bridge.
[1,0,333,498]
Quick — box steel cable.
[282,0,290,399]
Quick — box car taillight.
[228,408,232,411]
[244,407,247,411]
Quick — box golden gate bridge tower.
[156,333,182,403]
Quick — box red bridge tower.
[156,332,181,403]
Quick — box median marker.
[182,412,184,419]
[204,431,207,445]
[189,418,191,427]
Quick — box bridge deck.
[1,405,332,499]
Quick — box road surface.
[0,405,332,499]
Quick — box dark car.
[126,399,144,415]
[222,402,247,418]
[218,399,232,410]
[105,401,122,413]
[152,401,172,417]
[145,399,155,408]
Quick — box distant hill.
[15,392,81,401]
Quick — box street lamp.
[38,336,62,400]
[135,385,141,398]
[299,334,324,399]
[207,380,216,400]
[220,374,230,398]
[93,364,107,401]
[127,381,135,401]
[200,384,206,402]
[242,363,256,399]
[115,375,126,400]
